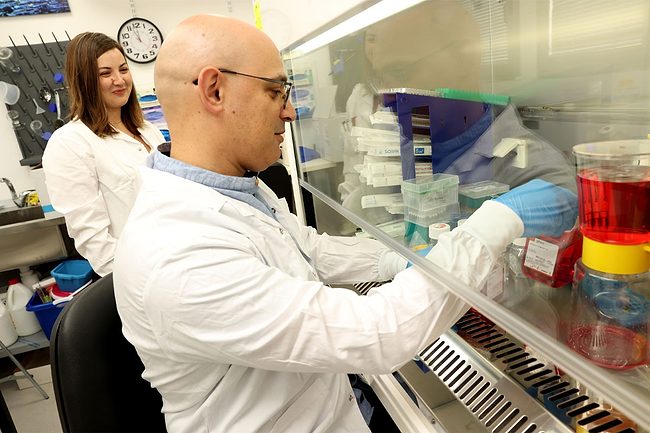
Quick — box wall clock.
[117,17,163,64]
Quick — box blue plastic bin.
[26,292,64,340]
[51,259,93,292]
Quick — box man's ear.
[196,67,224,113]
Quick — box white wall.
[0,0,253,201]
[0,0,366,201]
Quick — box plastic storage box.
[51,259,93,292]
[25,292,63,339]
[459,180,510,213]
[361,193,404,209]
[404,202,460,227]
[401,174,459,211]
[404,202,460,244]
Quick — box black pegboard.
[1,33,70,167]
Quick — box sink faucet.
[1,178,35,208]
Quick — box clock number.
[119,18,162,63]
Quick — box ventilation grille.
[418,310,636,433]
[352,285,637,433]
[354,281,385,295]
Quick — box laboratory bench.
[281,1,650,432]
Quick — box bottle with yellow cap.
[567,140,650,370]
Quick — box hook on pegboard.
[1,32,70,166]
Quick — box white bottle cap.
[456,218,468,227]
[429,222,450,240]
[512,237,527,247]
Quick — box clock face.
[118,17,163,64]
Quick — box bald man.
[113,14,577,433]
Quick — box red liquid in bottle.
[577,166,650,245]
[522,229,583,288]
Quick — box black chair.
[259,162,295,214]
[50,274,166,432]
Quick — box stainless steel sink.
[0,200,72,272]
[0,201,44,226]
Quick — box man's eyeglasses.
[192,69,293,108]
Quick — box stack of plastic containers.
[26,259,93,339]
[568,140,650,370]
[401,173,459,243]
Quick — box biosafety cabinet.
[281,1,650,432]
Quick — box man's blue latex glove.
[494,179,578,238]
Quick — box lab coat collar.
[147,148,277,221]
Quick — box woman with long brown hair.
[43,32,165,276]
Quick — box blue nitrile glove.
[494,179,578,238]
[406,245,433,268]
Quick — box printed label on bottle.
[523,238,559,277]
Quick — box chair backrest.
[259,162,295,214]
[50,274,166,433]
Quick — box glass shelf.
[301,181,650,431]
[283,0,650,430]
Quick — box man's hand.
[494,179,578,237]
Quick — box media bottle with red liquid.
[568,140,650,370]
[577,165,650,246]
[521,227,583,288]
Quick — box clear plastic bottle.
[506,238,527,278]
[522,228,583,288]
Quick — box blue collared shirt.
[146,149,277,220]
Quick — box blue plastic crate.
[51,259,93,292]
[26,292,63,340]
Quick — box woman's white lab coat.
[114,166,521,433]
[42,119,165,276]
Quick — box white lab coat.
[114,166,522,433]
[42,119,165,276]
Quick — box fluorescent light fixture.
[292,0,426,55]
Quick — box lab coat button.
[348,394,354,402]
[279,228,285,235]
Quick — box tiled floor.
[0,367,62,433]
